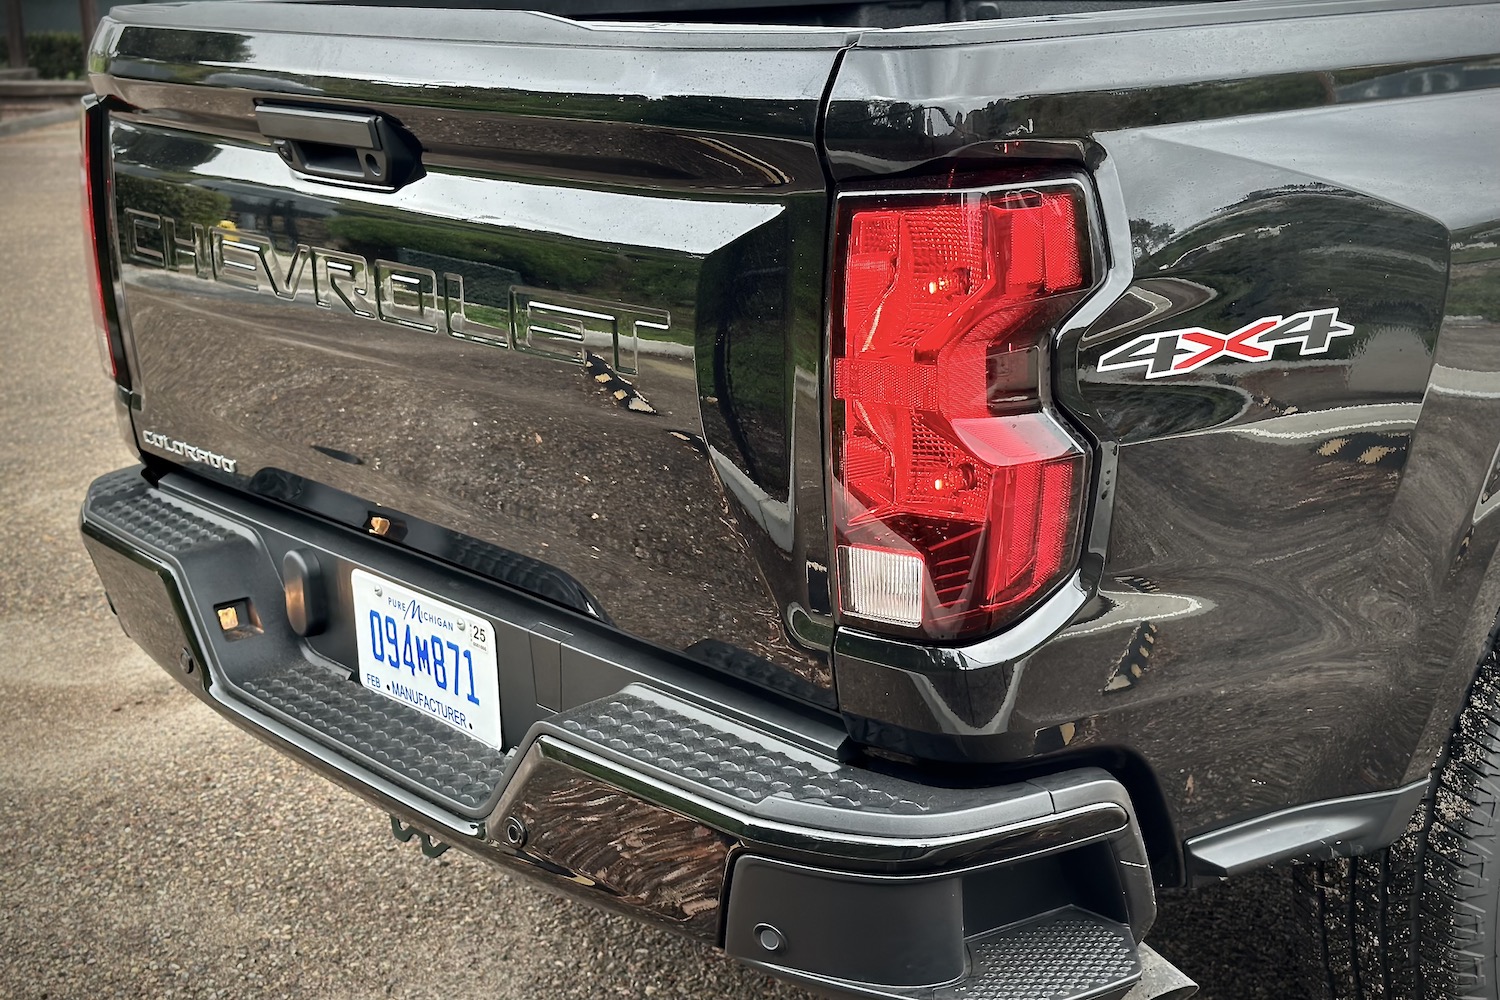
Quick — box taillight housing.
[80,101,117,381]
[830,180,1095,642]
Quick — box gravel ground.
[0,121,1309,1000]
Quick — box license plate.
[351,568,502,748]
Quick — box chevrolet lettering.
[122,209,669,376]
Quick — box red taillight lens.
[831,184,1093,641]
[80,107,116,380]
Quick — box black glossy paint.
[92,7,850,708]
[823,0,1500,844]
[87,0,1500,867]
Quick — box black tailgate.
[91,3,851,707]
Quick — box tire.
[1298,626,1500,1000]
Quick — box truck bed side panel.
[824,0,1500,838]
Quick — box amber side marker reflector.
[214,599,262,641]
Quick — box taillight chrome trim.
[824,155,1154,765]
[824,173,1107,646]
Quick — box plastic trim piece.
[255,104,422,188]
[1183,779,1428,879]
[728,892,1143,1000]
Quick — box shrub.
[0,32,87,80]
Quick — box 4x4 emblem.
[1097,308,1355,379]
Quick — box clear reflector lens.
[838,544,924,628]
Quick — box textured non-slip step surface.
[87,468,238,554]
[945,910,1139,1000]
[240,665,508,813]
[560,691,928,814]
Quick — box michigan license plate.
[351,568,502,748]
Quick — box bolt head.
[503,816,527,848]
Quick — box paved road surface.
[0,121,1308,1000]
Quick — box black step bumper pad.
[81,466,1154,1000]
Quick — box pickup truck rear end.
[77,1,1500,997]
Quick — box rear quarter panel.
[824,0,1500,839]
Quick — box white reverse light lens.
[838,544,924,628]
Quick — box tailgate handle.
[255,105,421,188]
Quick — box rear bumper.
[82,466,1163,1000]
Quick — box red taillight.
[831,183,1093,641]
[80,107,116,380]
